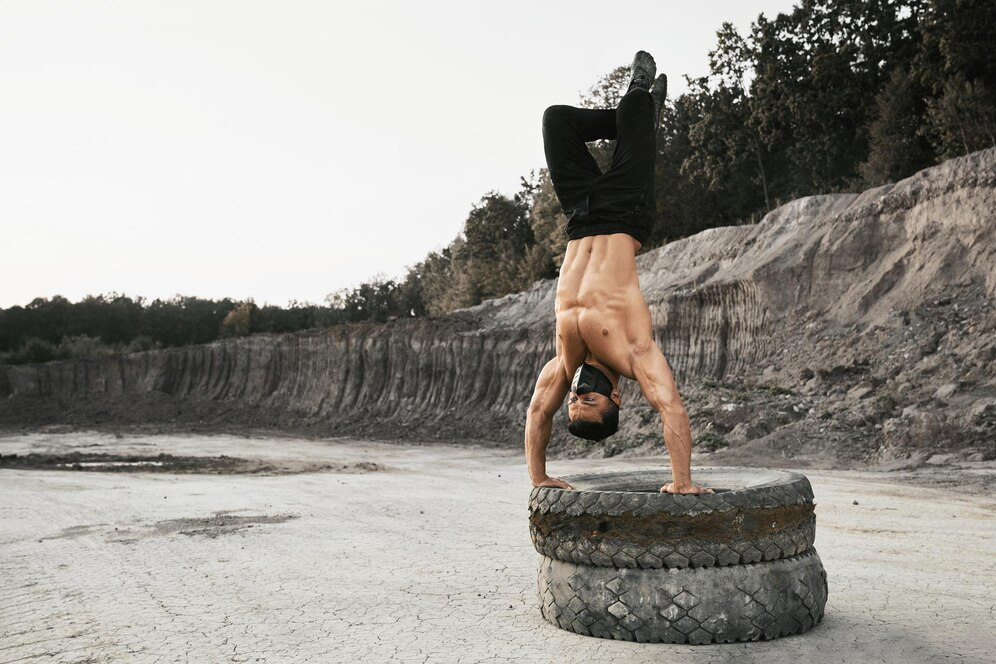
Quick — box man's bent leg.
[603,88,656,194]
[584,88,657,235]
[542,105,617,217]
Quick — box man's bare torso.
[527,230,708,493]
[555,233,653,383]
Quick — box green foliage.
[405,248,456,317]
[647,0,993,241]
[459,191,536,297]
[19,337,61,364]
[861,68,933,186]
[682,77,771,218]
[916,0,996,94]
[220,301,257,338]
[527,169,568,271]
[0,292,411,365]
[0,334,126,365]
[325,276,419,324]
[646,95,727,244]
[925,76,996,159]
[403,180,553,317]
[128,335,156,352]
[579,66,630,111]
[913,0,996,159]
[3,1,992,362]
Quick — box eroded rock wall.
[2,150,994,464]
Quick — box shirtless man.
[524,51,711,495]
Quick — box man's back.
[555,233,651,382]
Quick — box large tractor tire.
[529,468,816,569]
[538,549,828,643]
[530,468,828,642]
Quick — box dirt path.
[1,432,993,663]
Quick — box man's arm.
[525,357,573,489]
[631,342,713,494]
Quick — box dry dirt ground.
[1,432,994,664]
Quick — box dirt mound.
[1,149,994,470]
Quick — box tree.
[649,94,728,244]
[527,169,568,271]
[455,191,536,301]
[925,76,996,158]
[461,192,533,263]
[579,65,630,111]
[917,0,996,158]
[682,75,771,218]
[861,67,934,186]
[748,1,925,197]
[916,0,996,95]
[404,248,454,317]
[220,301,257,338]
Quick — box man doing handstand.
[524,51,711,495]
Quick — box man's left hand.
[533,476,576,490]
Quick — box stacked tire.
[529,468,827,643]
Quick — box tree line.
[370,0,996,314]
[2,0,993,364]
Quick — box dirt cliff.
[2,149,994,468]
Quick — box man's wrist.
[527,463,548,485]
[669,472,693,488]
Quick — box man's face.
[567,390,615,423]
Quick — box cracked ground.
[1,432,994,663]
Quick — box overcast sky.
[0,0,800,308]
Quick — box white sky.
[0,0,799,308]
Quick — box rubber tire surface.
[538,549,827,643]
[530,468,816,569]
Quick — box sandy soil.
[1,431,994,663]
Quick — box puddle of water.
[57,461,166,468]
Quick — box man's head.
[567,363,621,441]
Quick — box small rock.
[933,383,958,400]
[726,423,750,443]
[926,453,955,465]
[901,405,920,419]
[852,500,859,505]
[969,399,996,420]
[846,382,875,401]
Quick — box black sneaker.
[627,51,656,92]
[651,73,668,127]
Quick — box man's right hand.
[532,476,576,490]
[660,482,714,495]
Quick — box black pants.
[542,88,657,245]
